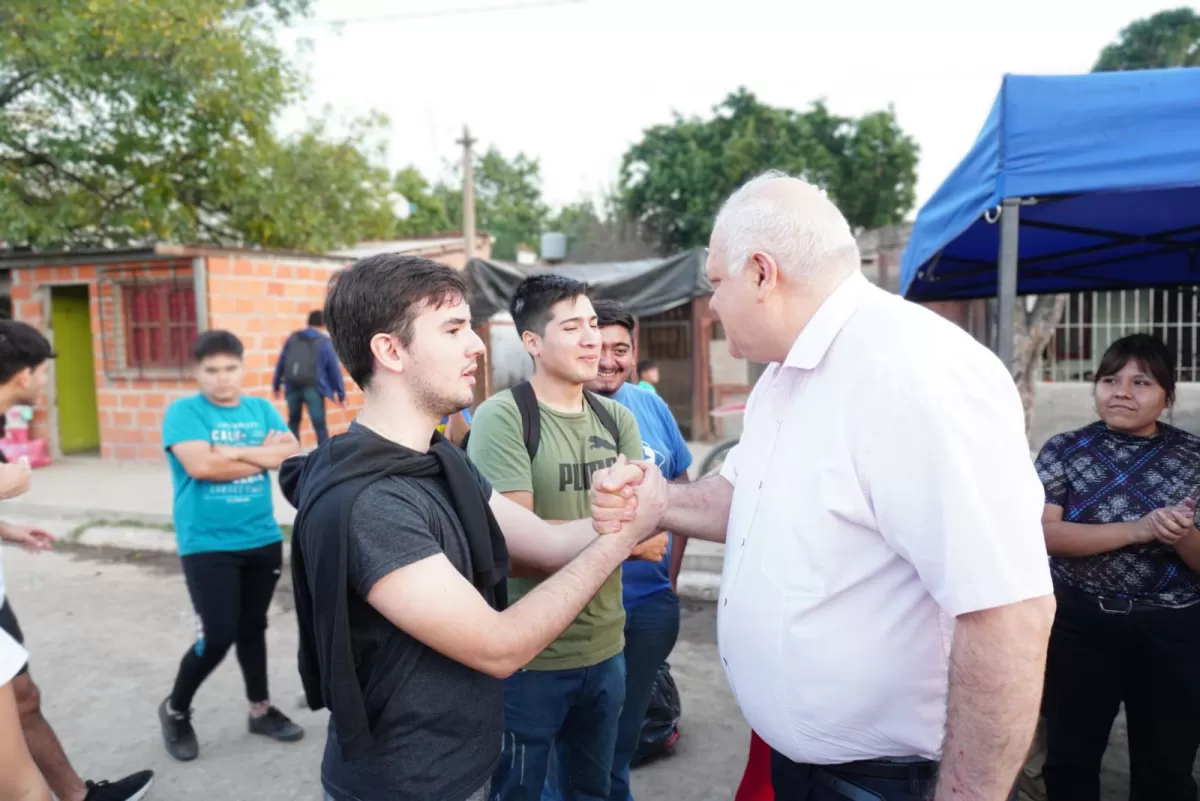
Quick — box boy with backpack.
[273,310,346,445]
[468,275,666,801]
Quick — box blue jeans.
[608,590,680,801]
[492,653,626,801]
[286,386,328,444]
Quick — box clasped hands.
[589,456,670,561]
[1137,498,1199,546]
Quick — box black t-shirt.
[321,424,502,801]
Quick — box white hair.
[714,170,860,279]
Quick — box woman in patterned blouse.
[1035,333,1200,801]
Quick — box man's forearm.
[197,457,265,483]
[513,518,595,574]
[229,444,300,471]
[659,476,731,543]
[935,595,1055,801]
[492,534,633,674]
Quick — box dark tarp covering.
[464,248,710,321]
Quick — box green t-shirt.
[468,388,642,671]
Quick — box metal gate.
[637,304,692,439]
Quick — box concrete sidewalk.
[5,455,295,527]
[4,449,727,599]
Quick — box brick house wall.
[11,259,201,460]
[10,252,355,460]
[6,235,493,461]
[204,253,358,449]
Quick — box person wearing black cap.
[281,254,665,801]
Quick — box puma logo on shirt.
[557,456,619,492]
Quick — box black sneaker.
[158,697,199,761]
[83,771,155,801]
[248,705,305,742]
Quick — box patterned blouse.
[1035,421,1200,606]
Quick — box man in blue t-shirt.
[587,300,692,801]
[158,330,305,764]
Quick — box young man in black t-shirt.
[283,255,666,801]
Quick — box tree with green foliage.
[616,89,919,254]
[1094,7,1200,71]
[0,0,395,252]
[544,198,657,262]
[227,114,399,251]
[393,166,452,237]
[437,146,549,261]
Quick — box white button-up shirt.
[717,270,1052,765]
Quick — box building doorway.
[50,286,100,454]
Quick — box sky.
[276,0,1190,218]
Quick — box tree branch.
[0,69,40,111]
[1012,294,1068,441]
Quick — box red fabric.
[734,730,775,801]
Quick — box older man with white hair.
[590,171,1055,801]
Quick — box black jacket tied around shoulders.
[279,428,509,760]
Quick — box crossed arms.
[171,430,300,482]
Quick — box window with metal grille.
[122,284,197,370]
[1041,288,1200,382]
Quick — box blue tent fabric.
[900,68,1200,302]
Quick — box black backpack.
[510,381,620,459]
[632,662,682,766]
[285,334,321,388]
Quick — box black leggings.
[1043,582,1200,801]
[170,541,282,711]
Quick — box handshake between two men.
[588,455,670,544]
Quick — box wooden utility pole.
[458,125,477,260]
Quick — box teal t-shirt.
[162,394,288,556]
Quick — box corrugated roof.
[0,243,349,268]
[328,237,466,258]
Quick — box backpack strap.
[511,381,541,460]
[583,390,621,454]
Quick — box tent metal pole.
[997,198,1020,368]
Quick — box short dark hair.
[194,330,244,362]
[307,310,325,328]
[0,321,54,384]
[637,358,657,374]
[511,274,588,337]
[592,299,634,334]
[324,254,468,389]
[1095,333,1176,405]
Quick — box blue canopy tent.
[899,68,1200,366]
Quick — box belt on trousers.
[1054,580,1200,615]
[821,758,937,782]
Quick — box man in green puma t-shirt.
[469,275,658,801]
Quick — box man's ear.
[751,251,781,300]
[369,333,404,376]
[521,330,542,359]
